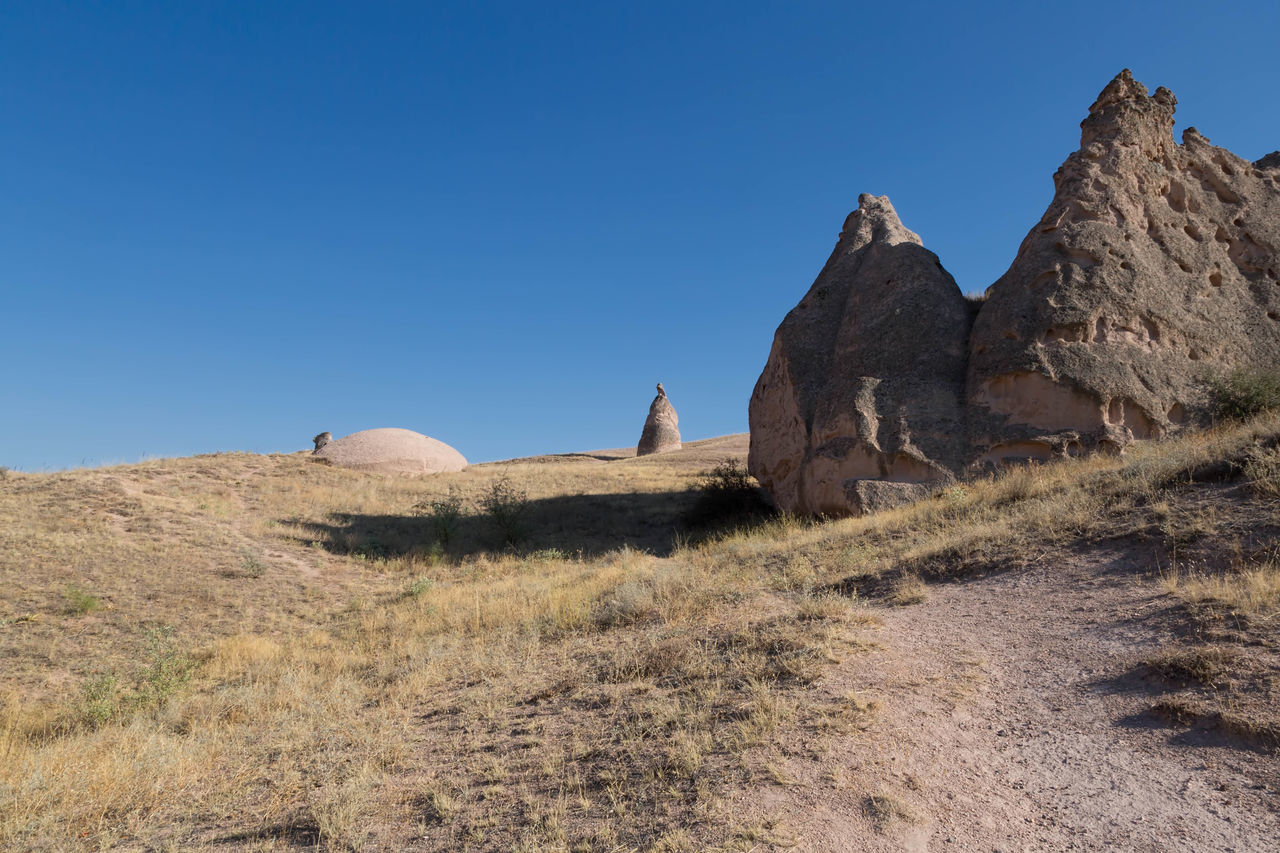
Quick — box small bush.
[405,576,435,599]
[682,459,775,530]
[64,585,102,615]
[136,625,196,711]
[78,673,121,728]
[416,489,464,547]
[482,477,531,547]
[1208,368,1280,421]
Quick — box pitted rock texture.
[968,69,1280,465]
[636,391,681,456]
[313,428,467,475]
[750,71,1280,516]
[748,194,970,516]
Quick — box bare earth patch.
[735,545,1280,851]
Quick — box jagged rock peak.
[1081,68,1176,155]
[836,193,922,254]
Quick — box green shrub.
[64,585,102,615]
[135,625,196,710]
[1208,368,1280,421]
[78,673,121,728]
[405,575,435,599]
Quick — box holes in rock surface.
[1268,312,1279,321]
[1183,223,1203,241]
[1188,349,1202,361]
[1004,330,1020,341]
[1214,226,1230,243]
[1168,403,1187,425]
[1120,261,1134,271]
[1177,261,1192,273]
[1234,217,1245,227]
[1209,271,1223,287]
[1221,162,1236,176]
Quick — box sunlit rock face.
[968,69,1280,464]
[750,70,1280,516]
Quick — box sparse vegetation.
[1208,367,1280,421]
[64,584,102,615]
[481,475,532,547]
[416,488,464,548]
[682,457,775,530]
[2,419,1279,848]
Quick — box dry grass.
[1162,561,1280,620]
[3,418,1280,848]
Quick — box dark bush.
[682,458,775,530]
[482,477,531,547]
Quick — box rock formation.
[312,432,332,452]
[750,70,1280,516]
[969,69,1280,464]
[748,194,971,515]
[313,428,467,475]
[637,384,681,456]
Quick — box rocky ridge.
[750,70,1280,515]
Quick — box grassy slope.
[1,422,1277,851]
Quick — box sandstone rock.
[748,194,971,516]
[313,428,467,475]
[749,70,1280,516]
[968,70,1280,465]
[844,480,937,516]
[312,432,332,452]
[636,385,681,455]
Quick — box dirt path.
[741,549,1279,851]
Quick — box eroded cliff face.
[749,71,1280,516]
[748,194,971,516]
[968,69,1280,464]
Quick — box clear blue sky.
[3,1,1278,470]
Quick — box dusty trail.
[745,549,1279,851]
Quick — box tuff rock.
[637,385,682,456]
[748,194,971,515]
[968,69,1280,465]
[749,70,1280,516]
[313,428,467,475]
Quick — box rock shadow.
[285,487,760,560]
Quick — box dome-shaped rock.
[637,384,681,456]
[313,428,467,475]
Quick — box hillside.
[1,424,1278,851]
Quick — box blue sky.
[3,1,1278,470]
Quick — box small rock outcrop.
[750,70,1280,516]
[969,69,1280,464]
[312,432,332,452]
[637,383,681,456]
[313,428,467,475]
[748,194,971,515]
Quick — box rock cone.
[637,386,681,456]
[313,428,467,475]
[749,70,1280,516]
[748,194,971,516]
[968,69,1280,464]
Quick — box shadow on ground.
[288,489,708,559]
